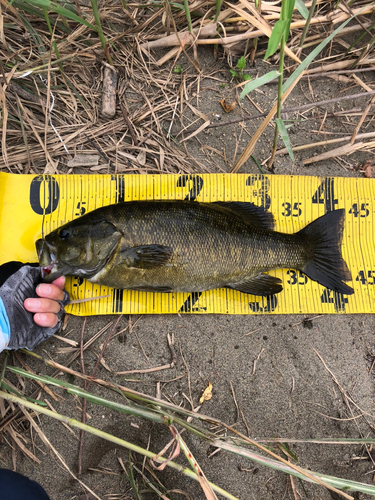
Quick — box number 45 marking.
[349,203,369,218]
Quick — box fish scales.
[36,201,354,297]
[77,202,302,291]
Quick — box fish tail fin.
[297,209,354,295]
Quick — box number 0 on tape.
[0,172,374,315]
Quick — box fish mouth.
[41,263,58,280]
[36,238,62,282]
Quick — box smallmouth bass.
[36,201,354,296]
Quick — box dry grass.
[0,0,374,172]
[1,0,375,498]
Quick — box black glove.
[0,262,70,352]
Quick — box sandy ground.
[1,48,375,500]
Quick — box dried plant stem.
[303,141,375,165]
[350,94,375,144]
[119,98,139,145]
[0,391,239,500]
[276,131,375,155]
[6,366,374,496]
[19,404,102,500]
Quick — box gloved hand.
[0,262,70,352]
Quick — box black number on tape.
[76,202,86,216]
[356,270,374,285]
[311,178,338,213]
[349,203,369,218]
[30,175,60,215]
[287,270,307,285]
[177,175,204,201]
[282,202,302,217]
[249,294,278,313]
[113,289,124,313]
[111,175,125,203]
[320,288,348,312]
[246,175,271,210]
[179,292,203,312]
[73,277,84,287]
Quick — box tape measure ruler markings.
[1,172,374,315]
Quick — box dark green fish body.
[36,201,354,296]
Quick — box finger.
[24,297,62,314]
[36,283,65,301]
[33,313,58,328]
[51,276,66,289]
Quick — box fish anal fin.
[121,244,173,269]
[211,202,274,230]
[227,274,283,296]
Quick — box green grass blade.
[275,118,294,161]
[128,453,142,500]
[18,0,96,30]
[345,21,375,54]
[16,9,46,54]
[283,11,360,93]
[251,155,265,174]
[2,382,48,406]
[264,19,287,59]
[299,0,317,48]
[50,2,96,30]
[284,0,296,39]
[240,70,280,100]
[214,0,223,22]
[20,0,50,7]
[43,7,61,61]
[89,0,111,60]
[7,366,163,422]
[0,352,8,388]
[183,0,193,33]
[13,0,48,17]
[294,0,308,19]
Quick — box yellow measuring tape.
[1,172,374,315]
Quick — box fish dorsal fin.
[120,244,173,269]
[211,202,274,230]
[226,273,282,296]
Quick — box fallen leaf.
[364,164,373,178]
[136,149,146,166]
[219,98,236,113]
[199,382,213,404]
[361,159,373,178]
[67,154,99,167]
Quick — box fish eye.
[59,229,70,240]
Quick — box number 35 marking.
[282,202,302,217]
[287,270,307,285]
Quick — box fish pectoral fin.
[227,274,283,296]
[120,244,173,269]
[211,202,274,230]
